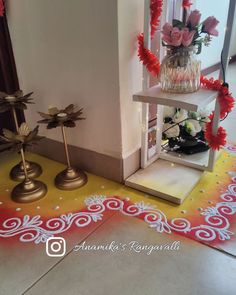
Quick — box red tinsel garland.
[137,0,162,77]
[200,76,234,150]
[200,76,235,118]
[137,0,163,77]
[150,0,163,39]
[137,0,235,151]
[137,34,161,76]
[0,0,4,17]
[204,113,227,151]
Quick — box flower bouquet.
[160,7,219,93]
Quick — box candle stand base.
[11,179,47,203]
[55,167,87,190]
[10,161,42,181]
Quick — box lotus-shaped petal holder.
[0,123,47,203]
[0,90,43,181]
[38,104,87,190]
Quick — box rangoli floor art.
[1,147,236,257]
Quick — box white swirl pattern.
[225,144,236,154]
[1,178,236,244]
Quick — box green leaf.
[172,19,185,29]
[196,42,202,55]
[193,32,200,41]
[162,41,174,49]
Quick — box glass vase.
[160,46,201,94]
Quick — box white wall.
[7,0,236,165]
[118,0,144,159]
[196,0,230,69]
[8,0,123,159]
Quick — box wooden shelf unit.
[125,86,220,204]
[133,85,218,112]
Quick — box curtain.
[0,3,24,131]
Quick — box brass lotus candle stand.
[0,91,42,181]
[0,123,47,203]
[38,104,87,190]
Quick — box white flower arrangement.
[163,123,180,138]
[173,109,188,124]
[162,107,210,154]
[185,119,202,137]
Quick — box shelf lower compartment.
[125,158,205,204]
[159,149,221,171]
[159,150,210,170]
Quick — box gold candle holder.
[38,105,87,190]
[0,122,47,203]
[4,95,42,181]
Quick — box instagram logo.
[46,237,66,257]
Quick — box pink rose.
[161,23,173,45]
[162,25,183,47]
[187,10,201,27]
[162,23,173,35]
[202,16,219,36]
[182,28,195,47]
[170,27,183,47]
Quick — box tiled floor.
[1,64,236,295]
[24,216,236,295]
